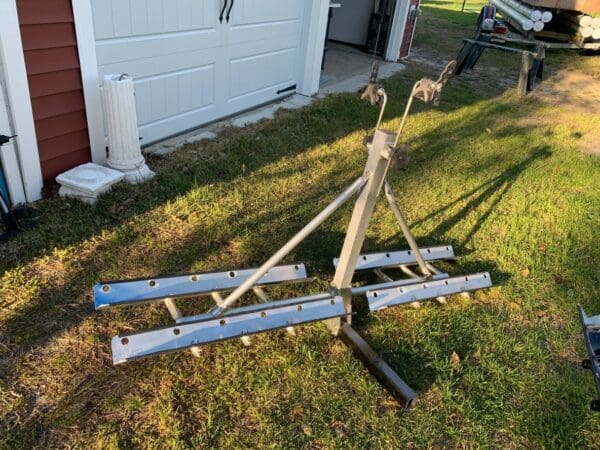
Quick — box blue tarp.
[0,165,10,205]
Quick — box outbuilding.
[0,0,421,204]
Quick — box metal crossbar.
[368,273,492,311]
[94,264,309,309]
[95,62,494,409]
[334,246,455,271]
[112,294,345,364]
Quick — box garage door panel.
[98,46,220,81]
[91,0,304,145]
[231,0,302,26]
[227,20,302,46]
[96,30,220,67]
[138,105,220,145]
[229,48,296,100]
[134,64,216,126]
[92,0,219,40]
[224,0,303,113]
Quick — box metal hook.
[375,88,388,131]
[393,60,456,147]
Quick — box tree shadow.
[409,146,553,248]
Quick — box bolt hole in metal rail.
[95,61,493,409]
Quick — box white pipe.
[500,0,541,22]
[490,0,534,31]
[541,10,553,23]
[592,28,600,40]
[592,17,600,29]
[580,26,594,38]
[533,21,544,32]
[575,14,593,28]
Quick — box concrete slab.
[186,131,218,145]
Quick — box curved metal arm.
[375,89,388,130]
[393,60,456,147]
[219,0,228,23]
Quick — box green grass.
[1,2,600,448]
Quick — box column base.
[110,162,155,185]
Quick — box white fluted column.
[103,74,154,184]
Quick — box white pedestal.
[103,74,155,184]
[56,163,125,205]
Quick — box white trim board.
[0,0,43,202]
[386,0,411,62]
[72,0,106,165]
[298,0,330,96]
[0,84,26,206]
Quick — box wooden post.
[518,51,533,96]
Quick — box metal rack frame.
[95,62,494,408]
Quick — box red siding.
[400,0,421,59]
[17,0,91,184]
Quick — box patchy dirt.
[537,70,600,114]
[412,45,600,157]
[411,48,517,91]
[534,69,600,156]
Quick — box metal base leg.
[339,323,417,409]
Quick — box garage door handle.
[226,0,235,23]
[219,0,228,23]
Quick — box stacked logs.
[558,12,600,40]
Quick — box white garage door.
[92,0,305,145]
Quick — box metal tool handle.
[0,134,16,147]
[219,0,228,23]
[226,0,235,23]
[393,60,456,148]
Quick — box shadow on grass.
[410,146,553,247]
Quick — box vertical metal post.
[518,51,533,96]
[328,129,396,335]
